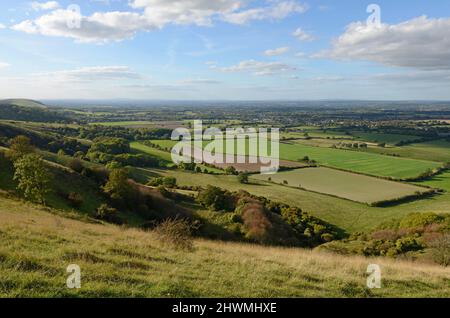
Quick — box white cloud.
[0,23,6,29]
[223,1,308,24]
[294,52,306,58]
[12,10,153,43]
[292,27,314,41]
[179,78,221,84]
[220,59,296,76]
[31,1,60,11]
[264,46,289,56]
[34,66,143,82]
[316,16,450,70]
[13,0,308,43]
[0,62,10,69]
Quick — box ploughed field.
[252,167,431,204]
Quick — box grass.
[362,140,450,163]
[130,167,450,233]
[417,171,450,192]
[280,142,441,179]
[351,132,421,145]
[130,141,225,173]
[90,121,186,129]
[251,167,430,204]
[147,139,441,179]
[0,195,449,298]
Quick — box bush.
[241,202,273,244]
[428,234,450,266]
[67,192,84,208]
[197,185,236,212]
[154,218,196,251]
[95,204,122,224]
[68,158,84,173]
[237,173,249,184]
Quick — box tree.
[238,173,249,184]
[103,168,132,201]
[7,135,34,161]
[163,177,177,188]
[225,166,237,175]
[13,154,51,204]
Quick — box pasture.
[363,140,450,163]
[279,142,441,179]
[417,171,450,192]
[251,167,430,204]
[147,139,442,179]
[351,132,421,145]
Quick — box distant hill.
[0,99,48,109]
[0,99,69,122]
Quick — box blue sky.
[0,0,449,100]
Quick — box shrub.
[154,218,196,251]
[241,202,272,244]
[95,204,122,224]
[68,158,84,173]
[197,185,235,212]
[67,192,84,208]
[428,234,450,266]
[238,173,249,184]
[395,236,423,253]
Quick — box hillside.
[0,195,448,297]
[0,99,48,109]
[0,99,68,122]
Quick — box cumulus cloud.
[31,1,60,11]
[315,16,450,70]
[34,66,143,82]
[13,0,308,43]
[292,27,314,41]
[220,59,296,76]
[264,46,289,56]
[12,9,153,43]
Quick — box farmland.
[148,139,442,179]
[251,167,430,204]
[279,142,441,179]
[1,100,450,299]
[130,167,450,232]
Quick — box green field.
[252,167,430,204]
[362,140,450,163]
[130,167,450,232]
[280,142,441,179]
[351,132,421,145]
[1,196,449,298]
[90,121,186,129]
[417,171,450,192]
[131,142,224,173]
[148,139,441,179]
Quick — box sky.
[0,0,449,101]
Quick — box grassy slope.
[0,196,449,298]
[130,168,450,233]
[0,99,47,109]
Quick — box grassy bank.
[0,196,449,298]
